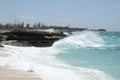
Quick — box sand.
[0,47,42,80]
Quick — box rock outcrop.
[0,30,67,47]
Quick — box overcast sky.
[0,0,120,31]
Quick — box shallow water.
[0,31,120,80]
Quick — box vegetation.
[0,22,106,31]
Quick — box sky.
[0,0,120,31]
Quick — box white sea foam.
[0,31,114,80]
[41,28,56,33]
[54,31,105,48]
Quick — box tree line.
[0,22,106,31]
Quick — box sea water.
[0,31,120,80]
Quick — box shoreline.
[0,47,42,80]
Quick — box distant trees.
[32,22,48,29]
[26,23,30,28]
[97,29,106,31]
[0,24,3,27]
[38,22,41,28]
[0,22,25,30]
[16,22,24,28]
[0,22,106,31]
[33,22,42,28]
[21,22,24,28]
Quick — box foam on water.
[54,31,105,48]
[0,31,114,80]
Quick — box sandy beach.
[0,47,42,80]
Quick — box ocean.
[0,31,120,80]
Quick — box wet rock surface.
[0,30,67,47]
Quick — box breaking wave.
[0,31,114,80]
[54,31,105,48]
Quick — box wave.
[54,31,105,49]
[0,44,113,80]
[54,31,120,51]
[0,31,115,80]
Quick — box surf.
[0,31,115,80]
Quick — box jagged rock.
[1,30,67,47]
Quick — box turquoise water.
[0,31,120,80]
[55,31,120,80]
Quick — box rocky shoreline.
[0,30,67,47]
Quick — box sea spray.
[53,31,105,48]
